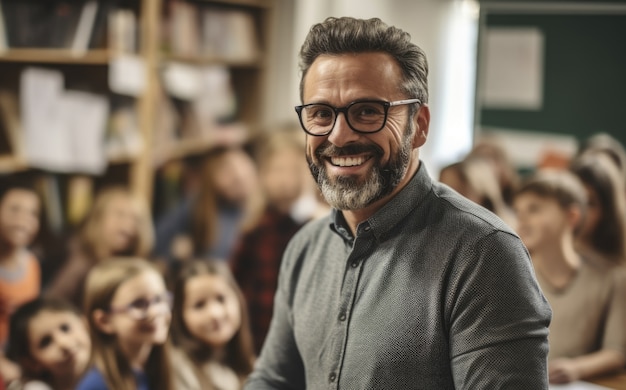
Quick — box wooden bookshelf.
[0,0,274,226]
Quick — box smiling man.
[245,17,551,389]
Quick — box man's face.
[302,52,425,210]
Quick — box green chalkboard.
[480,12,626,149]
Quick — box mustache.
[315,142,384,159]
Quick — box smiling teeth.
[331,156,367,167]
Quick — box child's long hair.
[83,257,173,390]
[170,260,255,385]
[6,297,84,385]
[571,153,626,264]
[191,147,259,255]
[78,187,154,262]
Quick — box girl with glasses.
[76,257,173,390]
[170,260,255,390]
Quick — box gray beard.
[307,132,413,210]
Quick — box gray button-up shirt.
[245,162,551,389]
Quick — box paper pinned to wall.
[481,27,544,110]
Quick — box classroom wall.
[477,3,626,149]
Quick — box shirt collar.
[330,161,433,242]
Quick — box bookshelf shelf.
[162,53,264,68]
[199,0,273,8]
[0,49,111,65]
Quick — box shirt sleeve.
[448,230,552,389]
[243,244,305,390]
[602,266,626,355]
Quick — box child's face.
[183,274,241,349]
[262,149,307,211]
[513,192,571,253]
[27,310,91,380]
[101,195,139,253]
[104,269,171,346]
[0,189,40,249]
[212,150,258,205]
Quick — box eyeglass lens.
[113,294,172,320]
[300,101,388,134]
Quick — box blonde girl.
[6,297,91,390]
[170,260,254,390]
[76,258,173,390]
[46,186,154,307]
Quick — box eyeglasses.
[108,293,172,320]
[294,99,421,136]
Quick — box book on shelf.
[34,174,64,234]
[2,0,85,49]
[71,0,99,56]
[108,7,137,54]
[0,90,23,158]
[0,1,7,53]
[165,2,259,61]
[201,8,258,61]
[66,175,93,226]
[167,0,200,57]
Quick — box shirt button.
[351,261,359,268]
[329,372,337,382]
[364,225,371,232]
[338,312,347,321]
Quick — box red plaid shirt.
[231,207,306,353]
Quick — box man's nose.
[327,112,360,147]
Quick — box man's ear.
[92,309,115,334]
[412,104,430,148]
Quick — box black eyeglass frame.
[294,98,421,136]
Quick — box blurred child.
[570,153,626,267]
[154,146,259,265]
[439,155,516,229]
[467,135,520,206]
[231,128,319,353]
[76,257,173,390]
[0,185,42,383]
[5,297,91,390]
[45,187,154,307]
[170,260,254,390]
[576,132,626,185]
[513,169,626,384]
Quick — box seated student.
[0,185,42,384]
[76,257,173,390]
[570,153,626,267]
[513,169,626,384]
[5,297,91,390]
[45,187,154,308]
[439,154,516,229]
[170,260,255,390]
[154,146,259,265]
